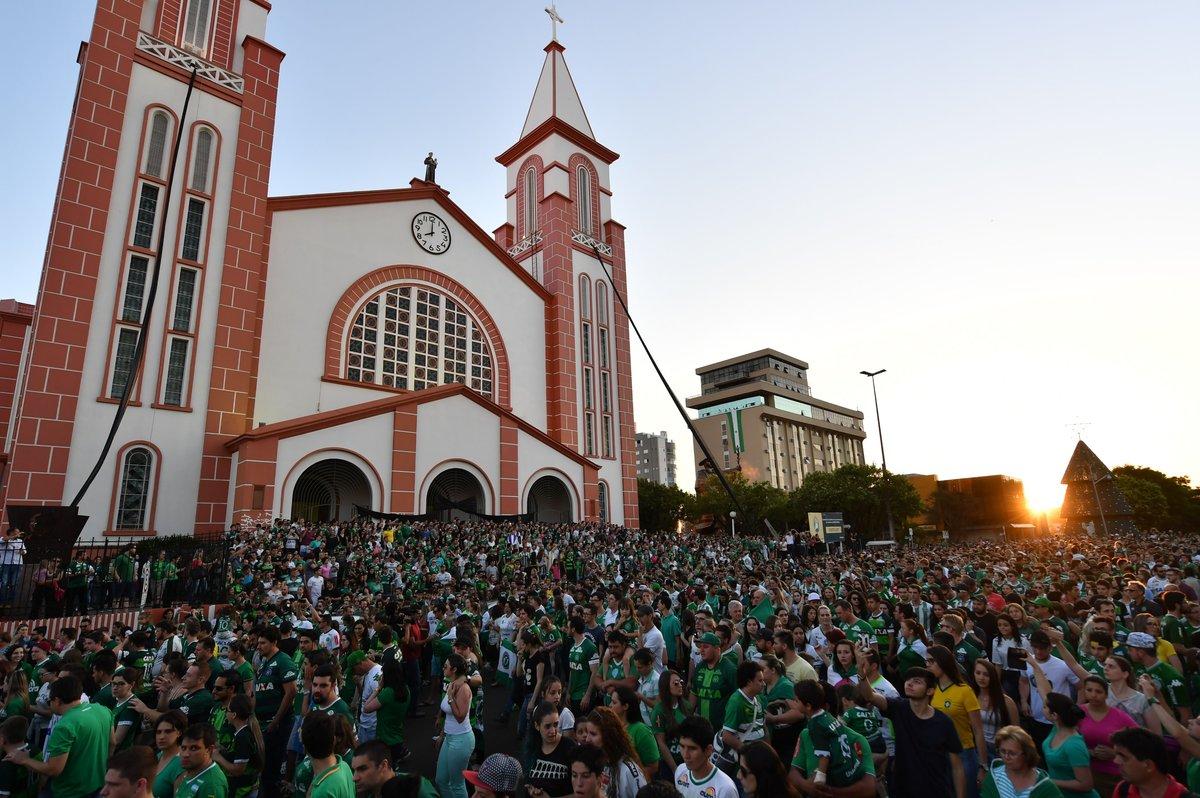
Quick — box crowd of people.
[1,515,1199,798]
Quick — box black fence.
[0,534,231,621]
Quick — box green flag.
[497,638,518,687]
[749,597,775,624]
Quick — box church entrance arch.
[426,468,487,522]
[291,459,372,523]
[526,474,573,523]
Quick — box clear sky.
[2,2,1197,511]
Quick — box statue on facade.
[424,152,438,183]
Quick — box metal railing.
[0,534,231,621]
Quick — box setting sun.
[1025,482,1066,516]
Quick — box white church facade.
[0,0,639,539]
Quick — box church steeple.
[521,41,595,139]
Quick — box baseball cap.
[697,632,721,646]
[344,650,366,669]
[806,592,821,602]
[1126,632,1157,650]
[464,754,521,794]
[1031,597,1052,608]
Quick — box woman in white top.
[434,654,475,798]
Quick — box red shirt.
[1117,776,1191,798]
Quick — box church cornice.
[496,117,619,167]
[267,182,551,301]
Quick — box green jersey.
[763,676,796,729]
[169,689,214,725]
[806,710,867,788]
[839,618,875,645]
[651,701,690,763]
[1145,660,1189,710]
[0,748,34,798]
[221,726,259,798]
[177,762,228,798]
[660,613,682,664]
[309,761,355,798]
[691,658,737,729]
[46,702,113,798]
[153,753,182,798]
[1162,615,1187,647]
[211,705,234,752]
[842,706,884,745]
[253,651,297,721]
[65,560,88,589]
[713,689,765,762]
[312,698,354,725]
[954,640,983,673]
[374,687,408,745]
[111,697,141,752]
[567,637,599,701]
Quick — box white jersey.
[673,764,739,798]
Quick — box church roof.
[522,41,594,139]
[1060,440,1113,484]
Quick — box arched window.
[524,167,537,236]
[578,274,592,321]
[114,447,154,530]
[145,111,169,177]
[595,281,609,325]
[597,481,609,524]
[190,128,214,193]
[346,284,495,399]
[181,0,212,55]
[577,166,592,234]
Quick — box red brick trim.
[515,155,544,242]
[193,35,283,533]
[390,407,417,513]
[496,117,619,167]
[323,266,512,410]
[104,440,163,536]
[604,221,639,527]
[499,416,518,514]
[568,154,602,238]
[3,0,140,509]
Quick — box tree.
[929,486,977,533]
[636,479,695,532]
[1112,466,1200,532]
[690,471,793,534]
[1114,475,1171,531]
[792,464,924,541]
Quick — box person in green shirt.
[178,723,228,798]
[834,601,876,646]
[691,632,737,730]
[309,664,355,725]
[213,695,261,798]
[0,715,35,798]
[350,740,439,798]
[610,685,661,775]
[64,557,90,616]
[255,627,298,798]
[168,665,215,726]
[566,617,599,710]
[1127,632,1191,719]
[112,550,136,608]
[301,713,356,798]
[793,679,866,789]
[657,597,683,669]
[110,669,143,753]
[712,662,767,773]
[361,660,410,763]
[8,675,112,798]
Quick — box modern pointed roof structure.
[497,40,618,166]
[1059,440,1136,536]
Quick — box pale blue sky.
[2,2,1197,510]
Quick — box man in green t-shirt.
[657,596,683,669]
[178,723,229,798]
[691,633,737,729]
[1127,632,1191,719]
[301,713,355,798]
[255,627,298,798]
[712,662,766,769]
[309,664,355,724]
[169,665,215,725]
[566,617,599,710]
[834,601,875,646]
[7,675,112,798]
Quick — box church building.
[0,0,639,539]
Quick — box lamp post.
[730,510,737,537]
[860,369,895,541]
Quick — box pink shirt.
[1078,703,1138,776]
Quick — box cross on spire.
[545,4,564,41]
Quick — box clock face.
[412,212,451,254]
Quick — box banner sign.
[497,638,518,687]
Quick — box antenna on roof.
[1066,421,1091,441]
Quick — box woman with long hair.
[1039,692,1098,798]
[524,700,577,798]
[577,706,647,798]
[151,710,187,798]
[650,669,690,777]
[362,657,410,765]
[981,725,1058,798]
[972,659,1019,760]
[990,614,1029,701]
[1102,656,1154,729]
[928,644,987,795]
[825,640,859,688]
[742,617,762,658]
[895,618,930,676]
[0,670,29,722]
[214,693,264,798]
[608,685,660,782]
[434,653,475,798]
[799,604,819,633]
[738,739,799,798]
[1077,676,1137,798]
[540,675,575,735]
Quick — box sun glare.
[1025,483,1066,516]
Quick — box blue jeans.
[435,730,475,798]
[515,694,533,739]
[960,748,980,798]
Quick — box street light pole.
[860,369,895,541]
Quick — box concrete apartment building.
[635,431,677,487]
[687,349,867,491]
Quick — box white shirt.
[306,575,323,602]
[319,628,341,653]
[673,763,739,798]
[358,663,383,734]
[641,626,666,668]
[1024,655,1079,723]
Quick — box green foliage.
[1112,466,1200,532]
[636,478,695,532]
[1114,475,1171,530]
[692,471,792,534]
